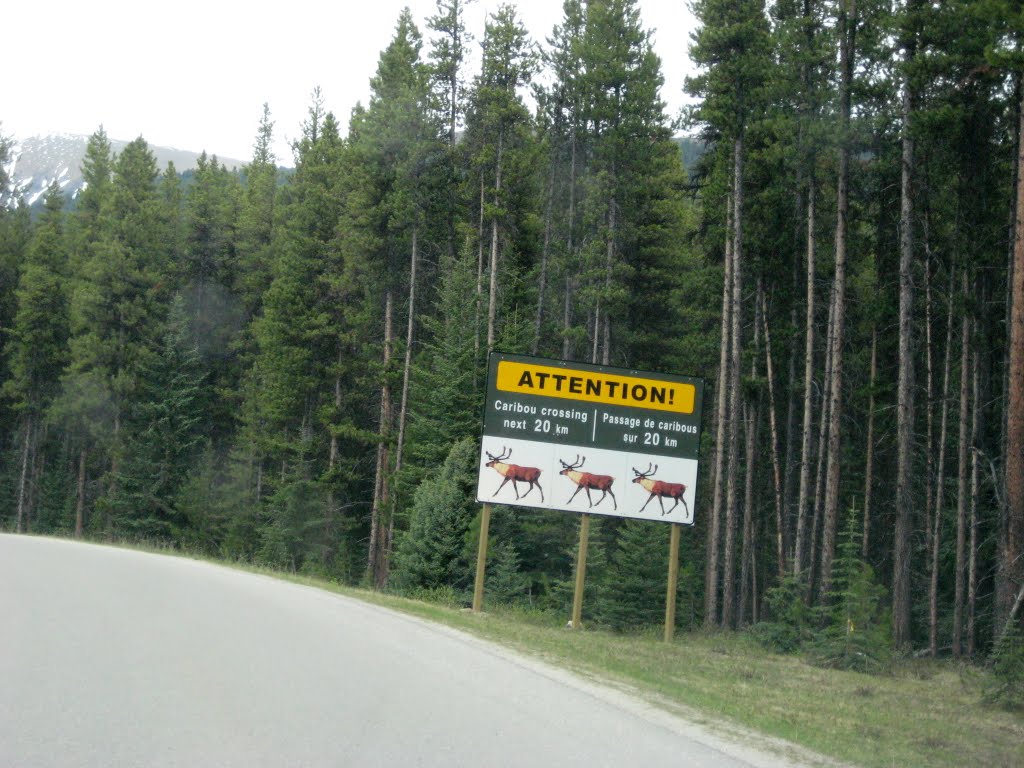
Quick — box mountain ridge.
[1,133,251,209]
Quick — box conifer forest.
[2,0,1023,662]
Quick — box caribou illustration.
[558,455,617,510]
[485,446,544,502]
[632,463,688,516]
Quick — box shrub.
[751,574,815,653]
[984,623,1024,711]
[808,506,891,674]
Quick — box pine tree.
[810,504,891,673]
[463,3,538,352]
[688,0,772,627]
[2,185,70,532]
[399,244,481,497]
[0,127,25,410]
[107,295,206,541]
[390,437,479,594]
[59,135,168,536]
[346,9,448,586]
[236,104,279,316]
[600,520,673,630]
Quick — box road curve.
[1,535,800,768]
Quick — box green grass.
[62,539,1024,767]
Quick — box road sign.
[476,353,704,525]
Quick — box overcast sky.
[4,0,698,164]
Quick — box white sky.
[3,0,698,165]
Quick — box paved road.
[1,535,804,767]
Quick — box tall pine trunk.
[369,290,395,587]
[704,195,734,628]
[602,193,616,366]
[327,347,343,545]
[893,55,917,648]
[740,399,759,626]
[740,290,762,624]
[967,351,980,657]
[475,174,486,366]
[723,137,745,629]
[486,129,505,352]
[1002,82,1024,637]
[15,416,33,534]
[930,274,955,656]
[762,296,787,578]
[533,128,560,355]
[953,283,971,658]
[862,328,877,559]
[820,0,858,600]
[810,286,835,600]
[75,447,87,538]
[394,227,418,479]
[794,179,817,578]
[562,130,579,361]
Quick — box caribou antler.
[486,446,512,463]
[559,455,585,471]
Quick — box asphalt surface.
[0,534,805,767]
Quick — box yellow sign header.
[496,360,695,414]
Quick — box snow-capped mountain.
[1,134,248,209]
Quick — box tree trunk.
[475,174,485,365]
[1002,80,1024,640]
[395,227,418,477]
[810,286,835,600]
[968,351,980,658]
[740,289,763,625]
[740,400,759,627]
[892,18,917,651]
[562,129,579,361]
[862,328,877,559]
[107,410,120,540]
[368,290,395,587]
[924,242,935,581]
[15,416,33,534]
[486,129,505,352]
[326,347,343,546]
[762,296,787,579]
[602,192,616,367]
[704,194,734,629]
[533,143,558,355]
[954,285,971,658]
[75,447,87,538]
[782,298,800,560]
[723,136,745,629]
[794,178,817,578]
[930,273,955,656]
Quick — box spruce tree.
[236,104,279,316]
[60,135,168,535]
[107,296,206,541]
[2,185,70,532]
[688,0,771,627]
[462,3,538,352]
[391,437,479,594]
[346,9,448,585]
[600,520,674,630]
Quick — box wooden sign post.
[664,522,681,642]
[570,513,591,629]
[472,502,492,613]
